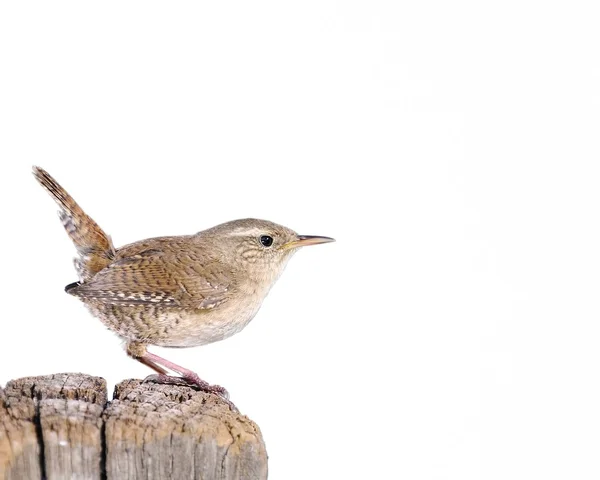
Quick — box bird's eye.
[260,235,274,247]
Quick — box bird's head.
[201,218,334,283]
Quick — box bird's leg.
[137,354,169,375]
[143,351,230,399]
[126,342,229,399]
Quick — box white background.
[1,2,600,479]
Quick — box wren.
[33,167,334,402]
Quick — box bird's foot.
[136,347,237,410]
[143,373,228,397]
[143,373,236,410]
[182,372,230,399]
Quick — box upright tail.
[33,166,115,281]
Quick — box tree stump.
[0,373,267,480]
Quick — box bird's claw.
[143,373,232,403]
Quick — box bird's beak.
[282,235,336,250]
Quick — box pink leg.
[126,342,232,405]
[137,354,169,375]
[142,351,229,399]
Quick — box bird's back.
[69,235,233,308]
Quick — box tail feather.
[33,166,115,280]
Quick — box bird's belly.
[159,300,263,347]
[85,296,264,348]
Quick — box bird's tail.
[33,166,115,281]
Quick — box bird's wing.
[68,247,231,309]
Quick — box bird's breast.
[154,282,271,348]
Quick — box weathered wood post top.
[0,373,268,479]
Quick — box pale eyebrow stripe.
[228,229,265,237]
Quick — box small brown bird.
[33,167,334,400]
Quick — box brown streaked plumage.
[33,166,334,403]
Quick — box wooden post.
[0,373,267,480]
